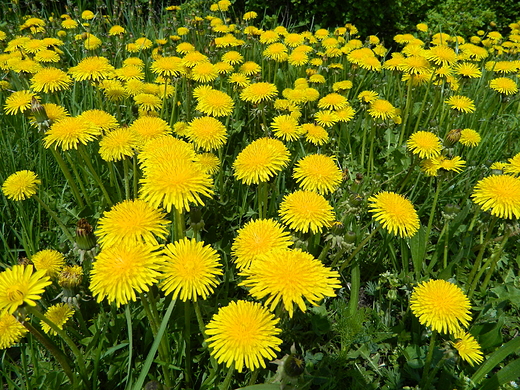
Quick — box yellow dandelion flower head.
[240,82,278,104]
[138,136,195,167]
[243,11,258,20]
[139,157,214,212]
[221,50,243,65]
[314,110,338,128]
[302,123,329,145]
[504,152,520,175]
[410,279,471,334]
[195,152,220,175]
[263,42,288,62]
[489,77,518,95]
[335,106,356,122]
[159,237,222,301]
[2,170,41,201]
[436,156,466,173]
[270,114,303,141]
[99,127,139,161]
[151,56,186,78]
[288,50,308,66]
[182,51,209,68]
[454,62,482,78]
[445,95,476,113]
[41,303,75,336]
[99,79,128,101]
[128,116,172,144]
[196,89,234,117]
[31,249,65,277]
[78,109,118,133]
[452,331,484,366]
[186,116,228,151]
[0,312,28,349]
[108,25,126,36]
[30,67,71,93]
[62,18,79,29]
[231,218,292,271]
[293,154,342,195]
[368,191,420,237]
[233,137,290,185]
[318,93,348,111]
[69,56,114,82]
[34,49,61,63]
[416,23,428,32]
[368,99,397,120]
[426,45,457,66]
[4,90,38,115]
[308,74,326,84]
[228,72,250,87]
[81,10,95,20]
[471,174,520,219]
[239,61,261,75]
[358,90,379,104]
[96,199,170,249]
[214,61,234,75]
[90,243,163,307]
[332,80,353,92]
[57,265,83,289]
[260,30,280,44]
[407,131,442,159]
[115,65,144,81]
[459,128,481,147]
[205,300,282,372]
[240,248,341,319]
[420,158,440,177]
[84,34,102,50]
[32,103,69,125]
[177,27,190,36]
[0,264,51,314]
[398,55,431,75]
[134,93,163,112]
[44,116,100,150]
[279,190,335,234]
[190,62,219,83]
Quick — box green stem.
[257,181,268,219]
[173,207,186,241]
[443,221,450,271]
[398,80,414,145]
[123,158,131,200]
[478,227,511,293]
[467,215,498,298]
[220,364,235,390]
[32,194,75,242]
[49,147,85,208]
[348,261,360,316]
[193,301,207,337]
[184,301,192,388]
[77,144,113,206]
[26,306,89,387]
[337,225,381,272]
[248,369,259,386]
[22,321,75,385]
[133,154,139,199]
[420,330,438,389]
[425,178,442,267]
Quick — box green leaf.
[470,335,520,386]
[236,385,281,390]
[409,225,426,277]
[479,358,520,390]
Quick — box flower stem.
[220,364,235,390]
[348,261,360,316]
[49,147,85,208]
[478,226,511,293]
[32,194,75,242]
[337,225,381,272]
[184,301,193,388]
[123,158,131,200]
[420,330,438,389]
[77,144,113,206]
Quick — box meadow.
[1,1,520,389]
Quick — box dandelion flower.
[150,56,185,78]
[4,90,38,115]
[368,191,419,238]
[205,300,282,372]
[410,279,471,334]
[159,238,222,301]
[436,156,466,173]
[426,45,457,66]
[2,170,40,201]
[134,93,162,111]
[453,332,484,366]
[318,93,348,110]
[69,56,115,82]
[407,131,442,159]
[454,62,482,78]
[196,89,234,117]
[445,95,475,113]
[231,219,292,271]
[31,67,71,93]
[31,249,65,277]
[228,72,250,87]
[195,153,220,175]
[0,265,51,314]
[240,82,278,104]
[302,123,329,145]
[358,90,379,104]
[90,243,163,307]
[96,199,170,249]
[128,116,172,144]
[0,313,28,349]
[99,127,139,161]
[471,175,520,219]
[239,61,262,76]
[368,99,397,120]
[44,116,99,150]
[263,42,288,62]
[240,248,341,317]
[504,153,520,175]
[271,115,302,141]
[58,265,83,289]
[186,116,227,151]
[109,25,126,36]
[78,109,118,133]
[233,138,290,185]
[41,303,75,336]
[293,154,342,194]
[191,62,218,83]
[314,110,338,128]
[139,157,214,212]
[460,129,481,147]
[489,77,518,95]
[279,190,335,234]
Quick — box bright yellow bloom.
[2,170,41,201]
[471,175,520,219]
[44,116,100,150]
[453,332,484,366]
[0,313,28,349]
[159,238,222,301]
[31,249,65,277]
[293,154,342,194]
[206,300,282,372]
[407,131,442,159]
[41,303,75,335]
[279,190,335,234]
[186,116,227,151]
[368,191,419,238]
[410,279,471,334]
[459,129,481,147]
